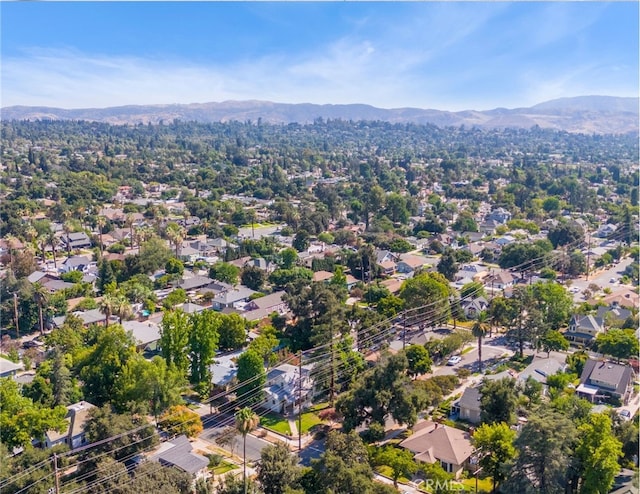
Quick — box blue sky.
[1,2,638,111]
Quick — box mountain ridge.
[2,95,638,134]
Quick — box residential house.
[60,255,94,273]
[379,260,397,276]
[178,274,214,292]
[483,270,514,292]
[478,220,501,236]
[376,250,397,266]
[462,242,484,257]
[263,363,315,414]
[460,297,489,319]
[151,435,209,480]
[61,232,92,251]
[211,286,256,311]
[312,271,334,283]
[397,254,429,274]
[452,387,481,424]
[242,291,288,322]
[485,208,511,224]
[45,401,96,449]
[595,223,617,238]
[577,359,634,404]
[596,306,632,326]
[27,271,59,285]
[517,356,566,393]
[122,320,161,352]
[565,315,604,345]
[53,308,115,328]
[455,264,488,283]
[178,302,206,314]
[178,244,201,263]
[210,349,243,393]
[400,421,474,478]
[590,289,639,310]
[345,274,359,290]
[380,278,403,295]
[0,357,23,378]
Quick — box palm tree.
[235,407,259,494]
[125,213,135,250]
[98,294,117,327]
[4,234,18,272]
[472,311,490,374]
[165,222,186,258]
[96,216,106,256]
[33,282,49,336]
[62,221,73,256]
[47,231,59,269]
[114,295,133,324]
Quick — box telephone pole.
[13,293,20,338]
[53,453,60,494]
[298,351,303,452]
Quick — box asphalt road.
[568,257,633,301]
[200,417,272,462]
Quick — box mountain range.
[2,95,638,135]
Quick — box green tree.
[219,313,247,351]
[248,325,280,368]
[235,407,260,494]
[80,405,157,472]
[374,446,417,488]
[257,442,302,494]
[404,344,432,378]
[336,353,427,431]
[399,271,450,325]
[32,282,49,336]
[159,404,203,438]
[160,309,191,378]
[241,265,266,291]
[480,377,518,425]
[114,355,185,419]
[236,350,266,405]
[279,247,299,269]
[595,328,639,362]
[76,324,137,405]
[505,409,576,494]
[540,330,569,357]
[165,257,184,276]
[0,378,67,448]
[548,221,584,249]
[472,422,517,493]
[189,310,221,394]
[437,247,458,281]
[574,413,623,494]
[209,262,241,285]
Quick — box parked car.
[447,355,462,366]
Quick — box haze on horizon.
[1,2,638,112]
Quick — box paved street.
[568,257,633,301]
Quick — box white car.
[447,355,462,366]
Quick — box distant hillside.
[2,96,638,134]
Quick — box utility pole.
[298,351,303,452]
[329,326,335,406]
[586,231,591,281]
[402,310,407,350]
[13,293,20,338]
[53,453,60,494]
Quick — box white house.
[263,363,315,414]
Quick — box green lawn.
[212,460,237,476]
[459,477,493,492]
[299,411,324,433]
[260,413,292,435]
